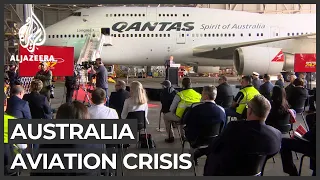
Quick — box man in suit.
[203,95,282,176]
[164,55,175,80]
[259,74,274,101]
[6,85,31,119]
[216,76,233,108]
[109,80,130,116]
[184,85,226,163]
[23,79,52,119]
[160,80,178,114]
[285,74,296,100]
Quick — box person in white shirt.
[121,81,149,124]
[88,88,119,119]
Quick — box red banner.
[18,45,74,77]
[294,53,316,72]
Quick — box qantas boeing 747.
[42,6,316,75]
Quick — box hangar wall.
[33,8,72,27]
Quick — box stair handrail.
[76,30,94,64]
[89,32,105,61]
[97,34,105,57]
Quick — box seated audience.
[225,75,260,119]
[275,74,285,88]
[160,80,178,114]
[6,85,31,119]
[88,88,118,119]
[252,72,261,90]
[285,74,296,100]
[109,80,130,116]
[184,85,226,162]
[184,85,226,142]
[204,95,282,176]
[280,114,316,176]
[23,79,52,119]
[30,101,104,176]
[163,78,201,143]
[215,76,233,108]
[266,86,290,128]
[288,78,308,109]
[299,73,308,88]
[4,93,27,176]
[306,87,316,113]
[259,74,274,101]
[121,81,149,123]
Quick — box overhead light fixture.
[47,4,50,6]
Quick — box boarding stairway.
[77,29,112,83]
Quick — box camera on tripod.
[49,84,55,98]
[80,61,95,69]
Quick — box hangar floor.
[21,77,314,176]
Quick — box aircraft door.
[146,7,157,21]
[101,28,110,36]
[270,26,280,47]
[176,31,186,44]
[270,26,280,37]
[90,28,101,39]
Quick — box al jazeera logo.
[305,62,316,68]
[10,7,61,68]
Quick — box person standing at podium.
[164,55,175,80]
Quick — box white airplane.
[44,6,316,75]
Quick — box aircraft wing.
[193,33,316,59]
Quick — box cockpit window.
[72,12,81,16]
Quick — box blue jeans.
[101,88,109,106]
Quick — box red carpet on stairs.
[72,85,159,108]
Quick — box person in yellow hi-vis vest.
[163,78,201,143]
[4,93,27,175]
[225,75,260,120]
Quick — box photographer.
[35,62,52,102]
[65,71,78,104]
[7,63,20,89]
[90,58,109,105]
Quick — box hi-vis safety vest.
[176,89,202,118]
[4,114,22,154]
[236,86,260,114]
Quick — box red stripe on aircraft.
[271,50,285,62]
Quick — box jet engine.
[233,47,285,75]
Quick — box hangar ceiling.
[34,4,198,11]
[33,4,316,13]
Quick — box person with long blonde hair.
[121,81,149,123]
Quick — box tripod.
[74,71,92,107]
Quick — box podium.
[168,64,180,87]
